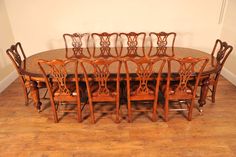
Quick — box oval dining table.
[21,47,217,112]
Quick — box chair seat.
[161,83,193,100]
[90,82,117,102]
[130,82,155,96]
[53,83,79,101]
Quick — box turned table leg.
[29,80,42,112]
[198,78,209,112]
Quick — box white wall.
[0,0,14,69]
[4,0,224,56]
[220,0,236,85]
[0,0,17,92]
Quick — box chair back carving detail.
[120,32,146,57]
[149,32,176,57]
[38,59,79,97]
[6,42,26,72]
[125,57,166,96]
[211,39,233,71]
[80,59,121,97]
[63,33,90,59]
[92,32,119,58]
[167,57,209,96]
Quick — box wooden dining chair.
[6,42,46,106]
[149,32,176,57]
[124,57,166,122]
[79,58,122,123]
[163,57,209,121]
[119,32,146,58]
[38,59,83,123]
[91,32,119,58]
[207,39,233,103]
[63,33,91,59]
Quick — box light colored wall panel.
[220,0,236,85]
[5,0,223,56]
[0,0,15,82]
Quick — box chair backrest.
[149,32,176,57]
[91,32,119,58]
[211,39,233,71]
[6,42,26,75]
[124,57,166,96]
[166,57,209,98]
[79,58,121,98]
[63,33,91,59]
[38,59,80,101]
[119,32,146,57]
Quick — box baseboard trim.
[221,67,236,86]
[0,70,18,93]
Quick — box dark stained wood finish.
[119,32,146,57]
[63,33,91,59]
[149,32,176,57]
[79,58,122,123]
[38,59,82,123]
[207,39,233,103]
[0,76,236,156]
[124,57,166,122]
[163,57,209,121]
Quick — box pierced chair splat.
[119,32,146,58]
[149,32,176,57]
[63,33,91,59]
[91,32,119,58]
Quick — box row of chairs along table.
[6,32,233,123]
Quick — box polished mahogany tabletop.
[22,47,217,81]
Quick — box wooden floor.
[0,76,236,157]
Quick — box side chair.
[149,32,176,57]
[63,33,91,59]
[207,39,233,103]
[124,57,166,122]
[91,32,119,58]
[119,32,146,58]
[38,59,84,123]
[79,58,122,123]
[163,57,209,121]
[6,42,46,107]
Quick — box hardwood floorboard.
[0,76,236,157]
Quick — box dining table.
[22,47,217,111]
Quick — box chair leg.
[115,101,120,123]
[152,100,158,122]
[77,103,82,123]
[188,101,194,121]
[89,101,95,124]
[127,100,132,123]
[51,101,58,123]
[212,84,217,103]
[164,100,169,122]
[19,77,29,105]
